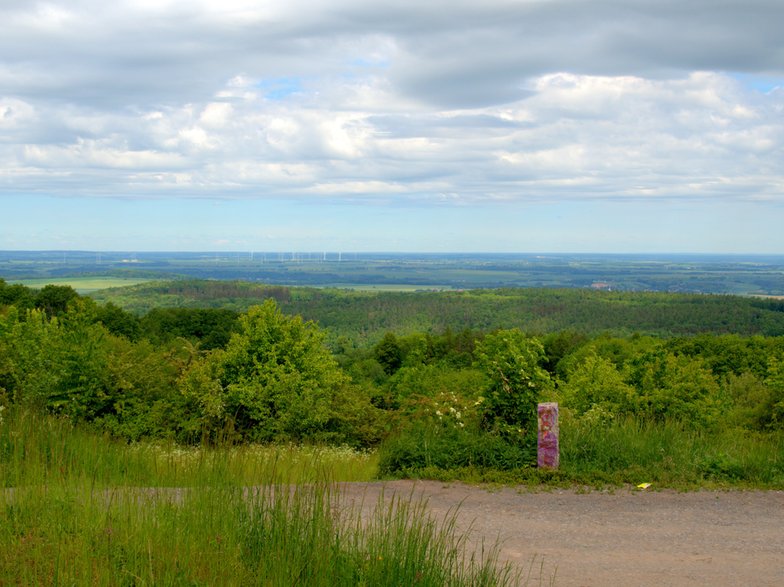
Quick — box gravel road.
[338,481,784,586]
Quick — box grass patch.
[1,409,522,585]
[559,417,784,489]
[1,410,377,488]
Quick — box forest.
[90,279,784,343]
[2,277,783,486]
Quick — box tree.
[627,348,723,427]
[1,307,62,408]
[34,284,79,318]
[141,308,239,349]
[761,357,784,429]
[543,329,588,374]
[474,329,553,437]
[95,302,142,341]
[179,300,368,443]
[0,280,35,310]
[558,350,635,421]
[374,332,404,375]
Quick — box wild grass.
[558,417,784,489]
[1,409,378,489]
[377,417,784,490]
[1,409,522,586]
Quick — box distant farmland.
[2,250,784,295]
[11,277,154,294]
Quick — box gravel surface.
[337,480,784,586]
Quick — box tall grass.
[560,417,784,488]
[1,409,522,585]
[376,416,784,489]
[1,409,378,488]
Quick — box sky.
[1,0,783,253]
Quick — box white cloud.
[0,0,782,212]
[23,138,187,170]
[0,98,36,131]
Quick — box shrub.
[179,300,380,445]
[378,422,535,476]
[474,329,553,438]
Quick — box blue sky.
[1,1,783,253]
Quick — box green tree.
[374,332,404,375]
[543,329,588,374]
[141,308,239,349]
[628,349,724,427]
[558,351,635,422]
[1,301,181,438]
[761,356,784,429]
[179,300,372,443]
[95,302,142,341]
[1,307,62,408]
[0,279,35,310]
[474,329,553,437]
[34,284,79,318]
[723,371,771,430]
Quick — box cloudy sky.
[1,0,783,253]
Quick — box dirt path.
[337,481,784,586]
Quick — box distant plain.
[3,251,784,295]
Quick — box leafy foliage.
[140,307,239,349]
[474,330,553,437]
[627,349,723,426]
[0,302,181,440]
[33,284,79,318]
[93,280,784,343]
[179,300,380,444]
[374,332,404,375]
[3,276,784,481]
[558,351,636,422]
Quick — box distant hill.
[91,280,784,344]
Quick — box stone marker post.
[537,402,559,469]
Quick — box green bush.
[474,329,553,438]
[179,300,381,445]
[378,423,535,476]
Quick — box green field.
[12,277,154,294]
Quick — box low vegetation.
[1,410,519,585]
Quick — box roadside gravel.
[337,480,784,586]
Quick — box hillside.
[91,279,784,343]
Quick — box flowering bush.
[417,391,481,430]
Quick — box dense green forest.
[2,277,784,484]
[91,279,784,344]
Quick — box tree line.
[2,278,783,473]
[91,279,784,343]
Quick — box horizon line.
[2,249,784,256]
